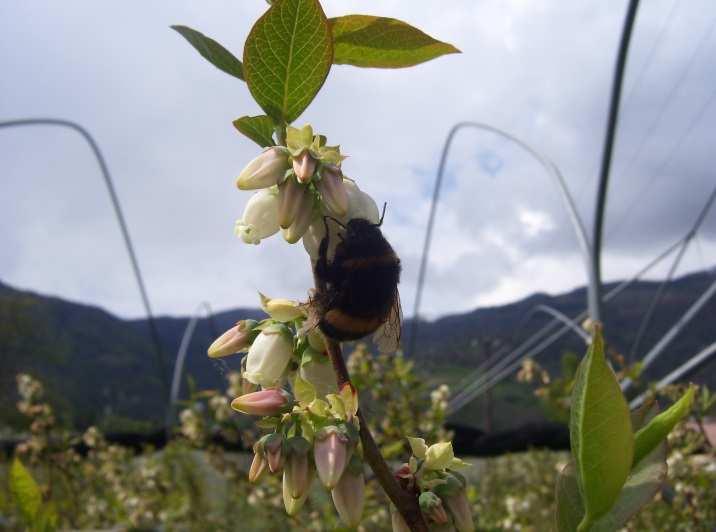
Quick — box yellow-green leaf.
[569,324,633,530]
[633,385,695,467]
[556,402,666,532]
[233,115,276,148]
[407,436,427,459]
[329,15,460,68]
[556,441,666,532]
[424,441,455,470]
[9,458,42,525]
[243,0,333,124]
[293,374,316,404]
[172,25,244,81]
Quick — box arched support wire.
[448,304,588,397]
[408,121,595,357]
[165,302,217,431]
[630,342,716,409]
[629,185,716,361]
[448,235,687,415]
[622,276,716,392]
[0,118,168,398]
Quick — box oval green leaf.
[233,115,276,148]
[556,442,667,532]
[243,0,333,124]
[9,458,42,525]
[569,324,634,530]
[172,25,244,81]
[633,385,695,467]
[329,15,460,68]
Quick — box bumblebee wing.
[373,292,402,354]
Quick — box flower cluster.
[391,438,474,531]
[206,293,366,526]
[233,124,380,260]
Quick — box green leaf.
[556,442,667,532]
[293,374,316,404]
[633,385,695,467]
[555,461,588,532]
[233,115,276,148]
[329,15,460,68]
[243,0,333,124]
[569,324,633,530]
[9,458,42,525]
[171,25,245,81]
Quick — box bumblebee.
[313,208,402,352]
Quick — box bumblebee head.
[345,217,375,236]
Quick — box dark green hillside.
[1,268,714,432]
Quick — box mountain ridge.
[1,268,714,430]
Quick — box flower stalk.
[315,260,428,531]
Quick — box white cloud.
[1,0,714,320]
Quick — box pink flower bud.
[282,193,315,244]
[443,489,474,532]
[264,433,284,473]
[318,165,348,217]
[314,427,350,489]
[395,463,412,480]
[278,177,307,229]
[331,469,365,527]
[293,151,317,183]
[249,443,267,483]
[419,491,449,525]
[207,320,257,358]
[282,466,313,516]
[236,147,289,190]
[285,437,312,499]
[230,389,290,416]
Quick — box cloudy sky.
[1,0,715,321]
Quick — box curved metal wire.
[454,179,716,410]
[448,235,686,414]
[408,121,595,357]
[629,185,716,361]
[448,304,589,398]
[622,277,716,392]
[630,341,716,409]
[592,0,641,326]
[165,301,217,430]
[0,118,168,397]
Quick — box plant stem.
[323,338,428,531]
[312,266,427,532]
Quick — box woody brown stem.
[314,263,427,530]
[323,338,428,531]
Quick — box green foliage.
[569,326,633,530]
[9,458,41,525]
[554,327,699,532]
[243,0,333,124]
[633,386,695,467]
[171,25,245,81]
[232,115,276,148]
[9,458,57,532]
[557,402,667,532]
[329,15,460,68]
[172,1,458,142]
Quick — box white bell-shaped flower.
[235,188,280,245]
[243,325,293,387]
